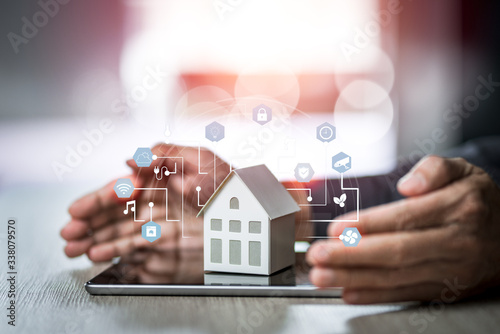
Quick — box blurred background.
[1,0,499,190]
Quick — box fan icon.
[339,227,362,247]
[333,193,347,207]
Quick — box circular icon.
[316,122,336,143]
[319,126,334,141]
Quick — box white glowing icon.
[211,126,219,139]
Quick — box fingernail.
[398,172,425,191]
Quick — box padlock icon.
[257,108,268,122]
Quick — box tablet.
[85,248,342,297]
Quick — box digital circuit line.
[149,156,189,238]
[306,173,360,224]
[134,188,179,222]
[287,143,329,207]
[196,188,203,207]
[286,188,312,197]
[154,163,177,180]
[311,236,340,239]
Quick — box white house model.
[197,165,300,275]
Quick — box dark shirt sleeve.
[310,136,500,237]
[441,136,500,186]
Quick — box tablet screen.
[86,249,341,297]
[89,249,310,286]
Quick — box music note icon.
[123,200,145,222]
[123,200,136,215]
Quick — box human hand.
[307,156,500,304]
[60,144,230,262]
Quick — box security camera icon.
[332,152,352,173]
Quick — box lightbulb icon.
[205,121,224,142]
[211,126,219,139]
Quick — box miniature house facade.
[197,165,300,275]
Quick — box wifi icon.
[113,178,135,198]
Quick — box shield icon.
[299,167,309,179]
[294,163,315,183]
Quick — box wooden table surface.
[1,184,500,334]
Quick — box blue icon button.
[142,221,161,242]
[253,104,272,125]
[205,122,225,142]
[113,178,135,198]
[332,152,352,173]
[316,122,336,143]
[339,227,361,247]
[133,147,153,167]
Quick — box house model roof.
[197,164,300,220]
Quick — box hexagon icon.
[253,104,272,125]
[332,152,352,174]
[339,227,361,247]
[316,122,336,143]
[133,147,153,167]
[294,163,315,183]
[205,121,225,142]
[113,178,135,198]
[142,221,161,243]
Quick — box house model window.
[197,164,300,276]
[230,197,239,209]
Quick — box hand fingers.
[60,219,90,240]
[126,145,230,206]
[90,201,186,244]
[68,175,139,219]
[63,217,137,258]
[63,205,139,242]
[342,283,450,304]
[309,260,462,289]
[127,144,202,175]
[308,227,460,269]
[397,156,476,197]
[64,237,94,258]
[90,219,141,244]
[63,207,182,259]
[328,170,476,237]
[87,221,180,262]
[63,192,168,242]
[87,233,152,262]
